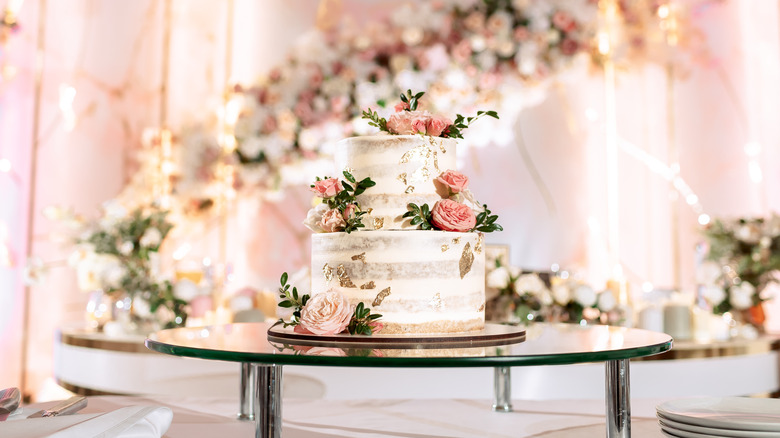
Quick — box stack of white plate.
[656,397,780,437]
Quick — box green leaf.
[278,300,294,308]
[280,272,288,286]
[344,171,356,183]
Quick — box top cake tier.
[334,135,457,230]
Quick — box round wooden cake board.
[266,323,526,348]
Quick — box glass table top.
[146,322,673,368]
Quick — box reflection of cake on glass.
[300,90,502,335]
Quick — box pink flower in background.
[295,290,353,335]
[431,199,476,232]
[394,101,410,112]
[560,38,579,56]
[436,170,469,194]
[552,11,577,32]
[342,203,358,221]
[311,177,343,198]
[426,115,451,137]
[319,208,346,232]
[386,111,416,134]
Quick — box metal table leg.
[492,366,512,412]
[605,359,631,438]
[238,363,256,420]
[253,364,283,438]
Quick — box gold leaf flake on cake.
[475,233,484,254]
[336,264,356,288]
[351,252,366,264]
[360,281,376,290]
[373,217,384,229]
[322,263,334,283]
[372,287,391,306]
[366,208,373,214]
[397,172,407,185]
[478,303,485,312]
[451,237,461,245]
[405,186,415,194]
[441,244,449,252]
[459,242,474,279]
[429,293,442,311]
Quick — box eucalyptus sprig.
[402,203,434,230]
[473,204,503,233]
[347,302,383,335]
[361,108,387,132]
[444,110,500,140]
[276,272,310,328]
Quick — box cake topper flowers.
[362,90,499,139]
[403,169,503,233]
[304,171,376,234]
[276,272,383,335]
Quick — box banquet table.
[145,322,673,438]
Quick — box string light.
[58,83,77,131]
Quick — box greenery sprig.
[474,204,503,233]
[347,302,383,335]
[445,110,499,140]
[361,108,387,132]
[276,272,310,328]
[402,202,434,230]
[399,89,424,111]
[313,171,376,233]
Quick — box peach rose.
[311,178,343,198]
[426,115,452,137]
[431,199,476,232]
[386,111,416,135]
[411,116,428,134]
[295,291,353,335]
[436,170,469,194]
[319,208,346,232]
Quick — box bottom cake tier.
[311,230,486,334]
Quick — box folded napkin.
[0,405,172,438]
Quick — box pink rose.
[411,116,428,135]
[319,208,346,232]
[431,199,477,232]
[560,38,579,56]
[426,115,451,137]
[394,101,410,112]
[436,170,469,195]
[343,203,358,221]
[386,111,416,135]
[311,178,343,198]
[295,291,353,335]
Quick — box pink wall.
[1,0,779,398]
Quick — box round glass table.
[145,322,672,438]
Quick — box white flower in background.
[68,243,95,267]
[23,257,47,286]
[597,291,617,312]
[140,227,162,248]
[514,273,547,296]
[696,261,722,286]
[103,263,127,290]
[77,253,120,291]
[99,200,128,229]
[735,224,760,244]
[573,284,597,307]
[303,203,329,233]
[148,252,162,281]
[729,282,755,310]
[551,282,572,305]
[119,241,134,256]
[174,278,201,302]
[486,266,511,289]
[238,136,264,159]
[700,284,726,306]
[131,297,152,318]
